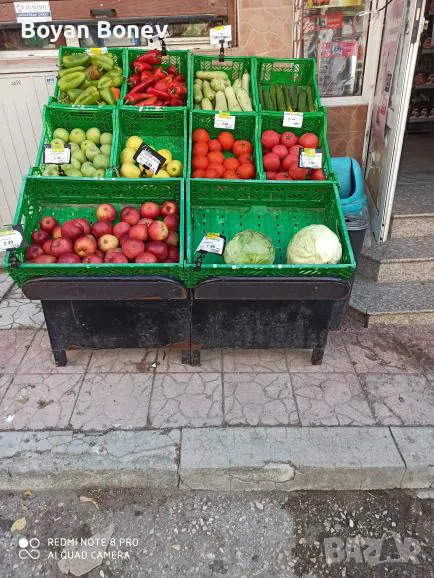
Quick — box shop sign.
[14,2,51,23]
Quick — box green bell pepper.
[90,54,114,71]
[74,86,100,105]
[82,79,99,89]
[62,53,89,68]
[58,71,86,91]
[100,87,116,105]
[67,88,84,102]
[58,66,85,78]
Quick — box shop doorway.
[364,0,426,241]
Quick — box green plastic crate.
[188,110,260,179]
[257,111,333,181]
[190,54,257,111]
[33,103,118,175]
[113,107,187,179]
[4,176,185,287]
[254,57,322,112]
[184,179,355,287]
[122,48,190,108]
[53,46,125,108]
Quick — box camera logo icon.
[18,537,40,560]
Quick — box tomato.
[237,162,255,179]
[224,157,240,171]
[192,156,209,171]
[208,163,225,177]
[205,168,219,178]
[193,142,209,156]
[192,128,210,143]
[262,152,280,172]
[288,161,308,180]
[266,171,277,180]
[275,172,290,180]
[208,139,222,152]
[299,132,319,149]
[311,169,326,180]
[208,151,225,165]
[280,131,298,148]
[223,170,240,179]
[238,154,253,165]
[192,169,206,178]
[261,130,280,149]
[232,140,253,157]
[218,131,235,151]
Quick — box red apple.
[120,206,140,226]
[140,202,160,219]
[163,214,179,232]
[129,224,148,241]
[35,254,56,264]
[31,229,50,245]
[122,238,145,260]
[96,203,117,222]
[25,244,44,261]
[74,218,91,235]
[95,249,104,259]
[135,252,158,263]
[167,246,180,262]
[104,248,123,260]
[138,217,153,226]
[91,221,112,238]
[82,255,103,264]
[98,234,119,252]
[39,216,58,233]
[120,234,130,247]
[52,226,62,239]
[161,201,179,217]
[166,231,179,247]
[148,220,169,241]
[113,221,130,239]
[147,241,168,262]
[74,235,97,258]
[51,237,73,257]
[42,239,53,255]
[57,252,80,264]
[105,251,128,264]
[61,220,84,241]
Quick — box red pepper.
[169,83,187,97]
[131,60,152,72]
[128,72,141,87]
[127,76,156,95]
[135,61,156,74]
[125,91,154,104]
[132,49,161,66]
[174,75,186,83]
[166,64,179,76]
[111,87,120,101]
[147,87,171,101]
[155,100,164,106]
[133,96,158,106]
[140,70,152,82]
[152,66,167,81]
[168,97,184,107]
[153,77,173,92]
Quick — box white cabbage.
[286,224,342,265]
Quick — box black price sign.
[43,143,71,165]
[134,144,166,175]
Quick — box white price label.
[134,144,165,175]
[86,47,108,55]
[209,25,232,45]
[14,1,51,23]
[214,113,235,130]
[299,148,322,169]
[43,143,71,165]
[197,234,225,255]
[283,111,303,128]
[148,34,162,50]
[0,227,23,251]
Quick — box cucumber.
[306,86,314,112]
[276,85,286,112]
[264,89,273,111]
[283,86,293,111]
[269,84,277,110]
[298,91,307,113]
[258,84,265,108]
[289,85,298,110]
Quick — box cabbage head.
[224,229,275,265]
[287,224,342,265]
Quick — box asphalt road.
[0,488,432,577]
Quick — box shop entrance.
[364,0,426,241]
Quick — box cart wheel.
[181,350,191,365]
[311,348,324,365]
[191,350,201,366]
[53,349,67,367]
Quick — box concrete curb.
[0,427,432,491]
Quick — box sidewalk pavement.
[0,272,433,491]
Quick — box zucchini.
[193,84,203,104]
[201,97,213,110]
[241,72,250,94]
[232,78,242,91]
[215,90,228,111]
[196,70,229,80]
[236,87,253,111]
[202,80,216,102]
[276,85,286,112]
[210,78,226,92]
[225,86,242,111]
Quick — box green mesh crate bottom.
[185,203,354,287]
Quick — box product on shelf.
[258,84,315,112]
[193,71,253,111]
[119,135,184,178]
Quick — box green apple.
[94,169,106,178]
[80,162,96,177]
[100,144,111,157]
[70,158,82,170]
[72,150,86,164]
[50,138,65,148]
[68,169,83,177]
[166,160,183,177]
[93,154,109,170]
[69,128,86,145]
[70,142,80,154]
[80,139,95,152]
[53,127,69,143]
[85,145,99,162]
[86,127,101,145]
[120,147,136,164]
[42,164,59,176]
[100,132,112,146]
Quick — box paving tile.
[223,349,287,373]
[1,373,82,430]
[71,373,153,430]
[292,373,375,426]
[0,299,43,330]
[156,349,222,373]
[150,373,223,428]
[223,373,299,426]
[342,328,422,374]
[0,330,35,374]
[18,330,91,374]
[0,273,13,301]
[87,349,159,374]
[286,333,355,374]
[6,284,25,299]
[0,375,12,400]
[360,373,434,426]
[385,326,434,374]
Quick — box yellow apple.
[120,147,136,164]
[166,160,183,177]
[152,169,170,178]
[125,135,143,151]
[120,163,141,178]
[157,149,173,167]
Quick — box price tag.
[134,143,165,175]
[86,47,108,55]
[299,148,322,169]
[214,113,236,130]
[197,233,226,255]
[148,34,162,50]
[43,143,71,165]
[283,111,303,128]
[0,225,24,251]
[209,24,232,45]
